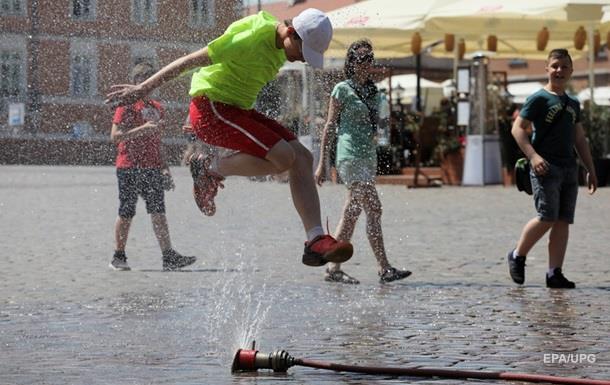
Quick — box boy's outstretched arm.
[574,122,598,194]
[511,116,549,176]
[105,47,211,106]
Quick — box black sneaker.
[507,250,526,284]
[109,251,130,271]
[379,267,412,283]
[546,268,576,289]
[162,249,196,271]
[324,269,360,284]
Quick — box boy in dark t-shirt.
[507,49,597,289]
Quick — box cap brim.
[302,44,324,69]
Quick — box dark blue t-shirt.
[520,88,580,167]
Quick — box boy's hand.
[314,164,325,186]
[161,168,175,191]
[530,153,549,176]
[182,123,194,134]
[587,172,598,195]
[105,83,147,107]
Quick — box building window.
[190,0,215,27]
[0,49,23,97]
[72,121,93,138]
[71,55,93,96]
[0,0,24,16]
[133,0,157,25]
[508,59,528,69]
[72,0,95,20]
[70,42,97,98]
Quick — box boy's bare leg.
[548,220,569,269]
[210,140,323,232]
[215,140,294,177]
[115,216,132,251]
[515,217,554,256]
[286,140,323,232]
[151,213,172,251]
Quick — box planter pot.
[441,148,464,185]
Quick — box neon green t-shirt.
[189,11,287,109]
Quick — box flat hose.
[232,347,610,385]
[296,358,610,385]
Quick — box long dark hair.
[343,39,377,96]
[343,39,378,132]
[344,39,373,78]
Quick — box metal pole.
[416,53,422,113]
[587,24,595,106]
[28,0,42,136]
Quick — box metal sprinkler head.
[231,341,296,373]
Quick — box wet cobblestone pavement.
[1,166,609,384]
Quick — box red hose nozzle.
[231,348,295,373]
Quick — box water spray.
[232,342,610,385]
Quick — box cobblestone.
[0,165,608,385]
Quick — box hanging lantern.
[411,32,422,55]
[574,26,586,50]
[537,27,549,51]
[458,38,465,60]
[487,35,497,52]
[444,33,455,52]
[593,29,601,54]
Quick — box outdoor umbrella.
[578,86,610,105]
[507,82,545,104]
[326,0,458,59]
[328,0,610,61]
[421,0,610,108]
[422,0,610,59]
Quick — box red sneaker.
[189,153,224,216]
[302,235,353,267]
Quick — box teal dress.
[331,80,379,185]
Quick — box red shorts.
[189,96,297,159]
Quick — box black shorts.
[116,168,165,218]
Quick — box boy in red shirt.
[110,63,196,271]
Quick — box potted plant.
[432,99,464,185]
[436,134,464,185]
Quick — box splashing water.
[204,248,276,363]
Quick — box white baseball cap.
[293,8,333,69]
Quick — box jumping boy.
[508,48,597,288]
[105,8,353,267]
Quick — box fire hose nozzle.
[231,348,296,373]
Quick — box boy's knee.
[267,141,296,172]
[292,142,314,166]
